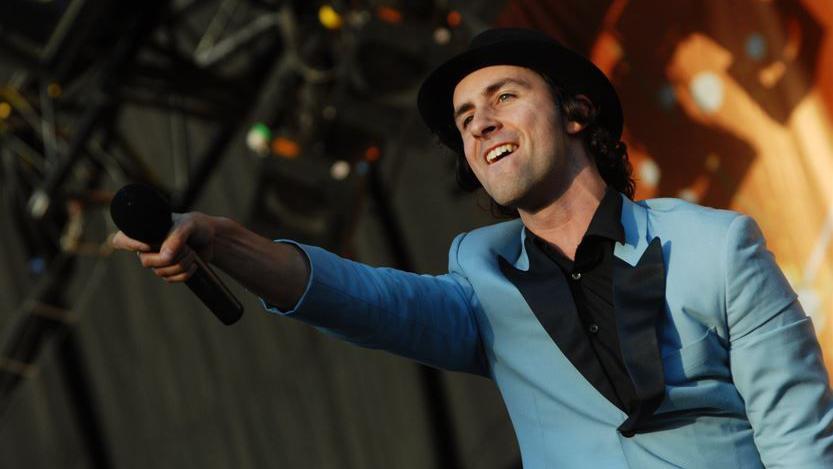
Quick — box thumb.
[159,218,194,263]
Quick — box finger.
[112,231,153,252]
[152,250,197,277]
[139,245,194,268]
[159,218,194,262]
[163,261,199,283]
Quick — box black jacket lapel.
[498,255,622,408]
[613,236,667,436]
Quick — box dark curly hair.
[452,77,634,217]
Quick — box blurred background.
[0,0,830,468]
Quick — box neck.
[518,163,607,260]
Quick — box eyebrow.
[453,77,532,122]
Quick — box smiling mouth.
[485,144,518,164]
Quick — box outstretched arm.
[112,212,309,311]
[112,214,487,374]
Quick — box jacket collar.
[502,194,666,435]
[614,195,651,267]
[513,193,650,271]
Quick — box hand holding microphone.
[110,184,244,325]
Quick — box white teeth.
[486,144,518,163]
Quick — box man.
[113,29,833,467]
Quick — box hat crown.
[418,27,624,152]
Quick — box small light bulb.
[319,5,343,30]
[433,27,451,45]
[330,160,351,180]
[246,123,271,156]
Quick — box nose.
[470,111,501,138]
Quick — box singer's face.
[452,65,570,210]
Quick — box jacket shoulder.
[448,219,524,274]
[637,197,743,237]
[638,197,737,218]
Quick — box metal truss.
[0,2,300,467]
[0,0,501,467]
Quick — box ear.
[565,94,594,135]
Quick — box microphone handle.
[185,255,244,325]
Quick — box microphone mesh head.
[110,184,173,244]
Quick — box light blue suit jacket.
[263,196,833,468]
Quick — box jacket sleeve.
[725,215,833,467]
[260,240,488,376]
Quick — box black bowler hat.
[417,28,623,154]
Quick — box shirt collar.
[523,187,625,269]
[585,186,625,243]
[526,187,625,245]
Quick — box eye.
[461,115,473,129]
[498,92,515,103]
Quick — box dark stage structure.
[1,0,831,468]
[0,1,518,468]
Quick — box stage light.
[705,153,720,172]
[689,72,724,115]
[28,189,50,218]
[364,145,380,162]
[271,136,300,159]
[355,160,369,176]
[433,27,451,45]
[745,33,767,61]
[330,160,350,180]
[27,257,46,276]
[447,11,462,28]
[319,5,343,30]
[47,82,62,98]
[638,159,660,188]
[0,101,11,119]
[246,123,271,156]
[377,6,402,24]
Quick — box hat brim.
[417,38,623,154]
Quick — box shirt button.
[588,323,599,334]
[571,272,582,280]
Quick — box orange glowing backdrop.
[498,0,833,377]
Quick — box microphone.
[110,184,244,325]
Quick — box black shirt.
[526,188,639,414]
